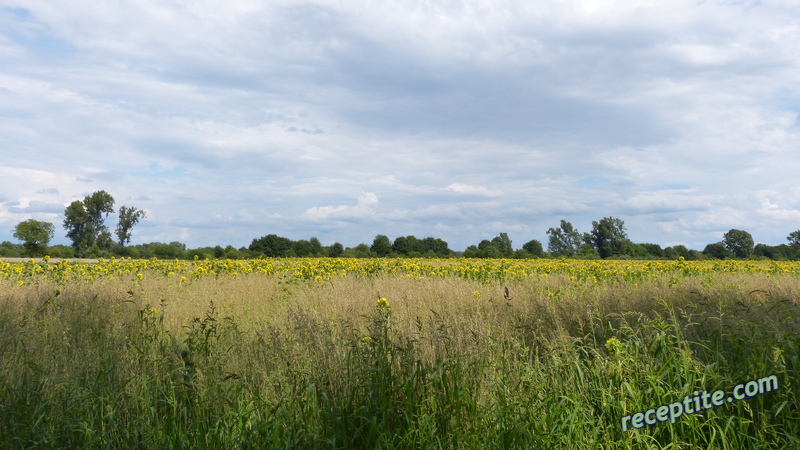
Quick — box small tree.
[13,219,55,256]
[787,230,800,247]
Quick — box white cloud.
[620,190,715,215]
[302,192,379,221]
[755,190,800,222]
[445,183,497,196]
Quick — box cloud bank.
[1,0,799,251]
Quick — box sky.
[1,0,799,252]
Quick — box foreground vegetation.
[1,258,798,448]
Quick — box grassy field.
[1,257,798,448]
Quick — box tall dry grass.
[0,270,798,448]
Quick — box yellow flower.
[137,273,143,280]
[605,337,620,352]
[180,276,187,283]
[472,290,481,297]
[362,336,372,342]
[376,297,390,309]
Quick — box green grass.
[0,272,798,448]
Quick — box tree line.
[537,218,800,261]
[4,190,800,260]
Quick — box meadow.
[1,257,798,448]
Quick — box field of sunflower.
[1,257,798,448]
[3,256,800,285]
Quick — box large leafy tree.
[546,220,582,257]
[63,190,116,255]
[722,229,754,258]
[477,239,503,258]
[491,233,513,257]
[391,236,409,255]
[292,239,313,257]
[13,219,55,256]
[664,245,690,260]
[308,237,324,256]
[152,241,186,259]
[638,243,663,258]
[84,190,115,243]
[116,206,146,245]
[370,235,392,257]
[704,242,732,260]
[328,242,344,257]
[462,245,479,258]
[249,234,294,257]
[586,217,629,259]
[63,200,91,254]
[420,237,452,256]
[392,236,422,256]
[754,243,796,260]
[787,230,800,246]
[522,239,544,257]
[346,243,372,258]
